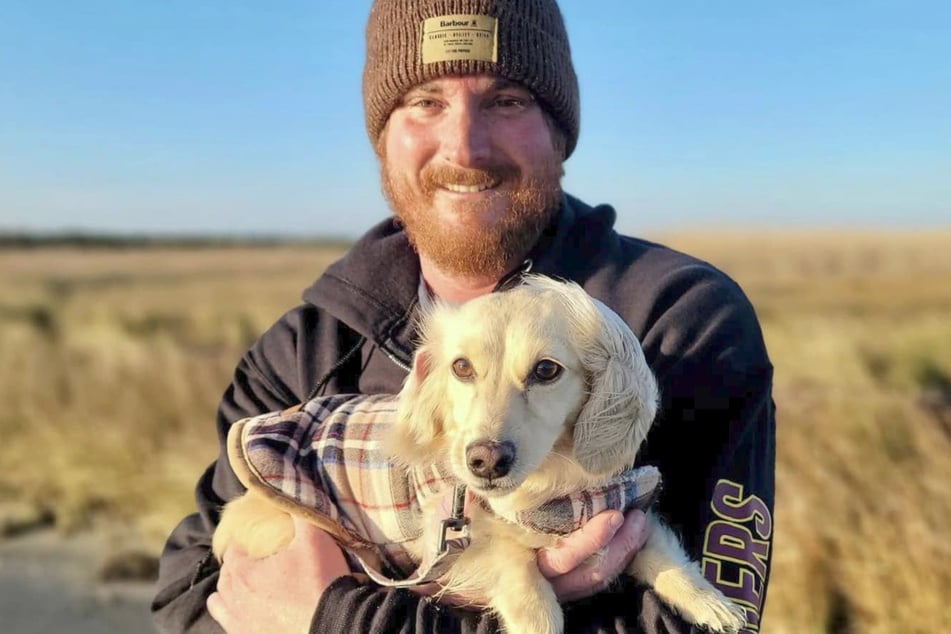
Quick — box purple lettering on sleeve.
[705,521,769,579]
[703,480,773,633]
[711,480,772,539]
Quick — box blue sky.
[2,1,948,238]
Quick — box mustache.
[422,164,520,192]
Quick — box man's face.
[379,75,564,279]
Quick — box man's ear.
[571,297,660,476]
[390,346,445,463]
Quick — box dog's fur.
[215,276,746,634]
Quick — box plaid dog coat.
[227,393,662,582]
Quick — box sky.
[1,1,949,239]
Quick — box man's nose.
[440,104,491,167]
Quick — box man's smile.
[440,182,497,194]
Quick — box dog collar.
[480,466,662,535]
[359,483,471,588]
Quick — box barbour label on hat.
[420,15,498,64]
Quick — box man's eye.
[405,97,441,110]
[490,96,531,110]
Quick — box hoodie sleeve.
[313,576,500,634]
[609,259,776,634]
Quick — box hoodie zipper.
[381,259,534,374]
[314,260,535,387]
[380,343,412,372]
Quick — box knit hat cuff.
[363,1,579,157]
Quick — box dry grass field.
[1,231,949,634]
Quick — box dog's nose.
[466,440,516,479]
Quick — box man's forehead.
[408,77,531,94]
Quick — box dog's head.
[391,276,659,500]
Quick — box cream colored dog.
[215,276,746,634]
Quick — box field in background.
[2,231,949,634]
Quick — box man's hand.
[539,509,650,601]
[207,516,350,634]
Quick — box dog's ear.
[570,295,660,476]
[390,345,446,463]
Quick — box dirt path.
[0,529,156,634]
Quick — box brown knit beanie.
[363,0,580,157]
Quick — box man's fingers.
[290,514,320,545]
[289,515,350,571]
[537,510,623,577]
[220,542,249,566]
[604,510,650,579]
[210,518,351,633]
[544,510,650,602]
[206,591,227,628]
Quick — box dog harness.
[227,393,662,586]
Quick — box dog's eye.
[532,359,563,382]
[451,358,475,381]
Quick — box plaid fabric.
[495,466,662,535]
[232,393,449,574]
[230,393,663,576]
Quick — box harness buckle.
[437,484,470,555]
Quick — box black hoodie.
[152,195,775,634]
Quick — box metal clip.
[437,484,470,554]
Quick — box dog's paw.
[676,593,746,633]
[494,587,564,634]
[498,610,564,634]
[654,569,746,633]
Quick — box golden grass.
[0,246,342,539]
[2,232,950,633]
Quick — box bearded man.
[153,1,775,632]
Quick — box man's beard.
[381,157,563,279]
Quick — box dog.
[214,276,746,634]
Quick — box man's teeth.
[443,183,493,193]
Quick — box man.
[152,1,775,632]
